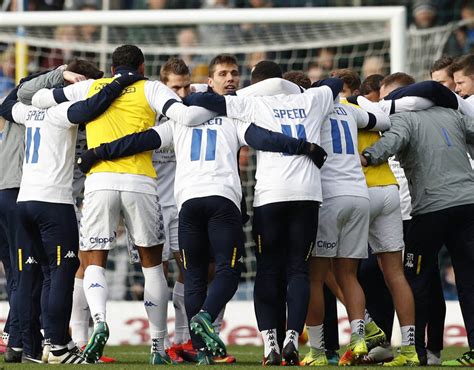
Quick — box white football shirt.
[153,116,176,207]
[224,86,334,206]
[388,157,412,220]
[153,116,251,211]
[319,103,369,200]
[11,102,77,204]
[32,77,215,196]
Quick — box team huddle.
[1,44,474,367]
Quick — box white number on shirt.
[329,118,354,155]
[190,128,217,161]
[25,127,41,163]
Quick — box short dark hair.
[66,59,103,80]
[430,56,454,77]
[330,68,361,92]
[160,57,190,84]
[449,54,474,76]
[360,74,384,95]
[380,72,415,89]
[283,70,311,89]
[208,54,238,77]
[251,60,282,84]
[112,44,145,70]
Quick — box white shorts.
[313,196,370,259]
[80,190,165,251]
[368,185,404,254]
[161,205,179,261]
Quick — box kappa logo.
[88,283,104,289]
[64,251,76,258]
[144,301,157,307]
[25,256,38,264]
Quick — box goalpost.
[1,7,406,76]
[0,6,417,300]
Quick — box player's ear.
[111,66,116,76]
[208,77,214,89]
[138,63,145,76]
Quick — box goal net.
[0,6,454,301]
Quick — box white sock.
[364,309,374,324]
[67,340,76,350]
[172,281,190,344]
[70,278,90,348]
[261,329,280,357]
[350,319,365,337]
[213,306,225,335]
[401,325,415,346]
[283,329,299,351]
[51,344,67,353]
[83,265,108,326]
[164,332,171,350]
[307,325,325,350]
[142,264,168,356]
[2,332,9,345]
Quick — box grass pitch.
[1,345,468,369]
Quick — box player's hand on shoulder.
[183,92,203,106]
[304,142,328,169]
[77,148,100,174]
[113,73,147,88]
[63,71,86,84]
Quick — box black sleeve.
[183,92,227,115]
[311,78,344,100]
[95,129,162,160]
[0,100,17,123]
[244,123,307,154]
[66,81,124,125]
[53,88,69,104]
[385,80,458,109]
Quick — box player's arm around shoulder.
[146,80,216,127]
[78,125,167,174]
[237,78,301,97]
[0,100,33,125]
[345,95,390,131]
[362,113,412,166]
[240,120,327,169]
[31,79,94,109]
[18,66,69,105]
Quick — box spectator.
[177,28,206,71]
[317,47,336,72]
[411,0,437,29]
[361,56,386,79]
[0,47,15,97]
[77,3,100,43]
[306,62,324,83]
[41,25,78,69]
[242,51,266,86]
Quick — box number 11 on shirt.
[190,128,217,161]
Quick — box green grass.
[2,345,469,368]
